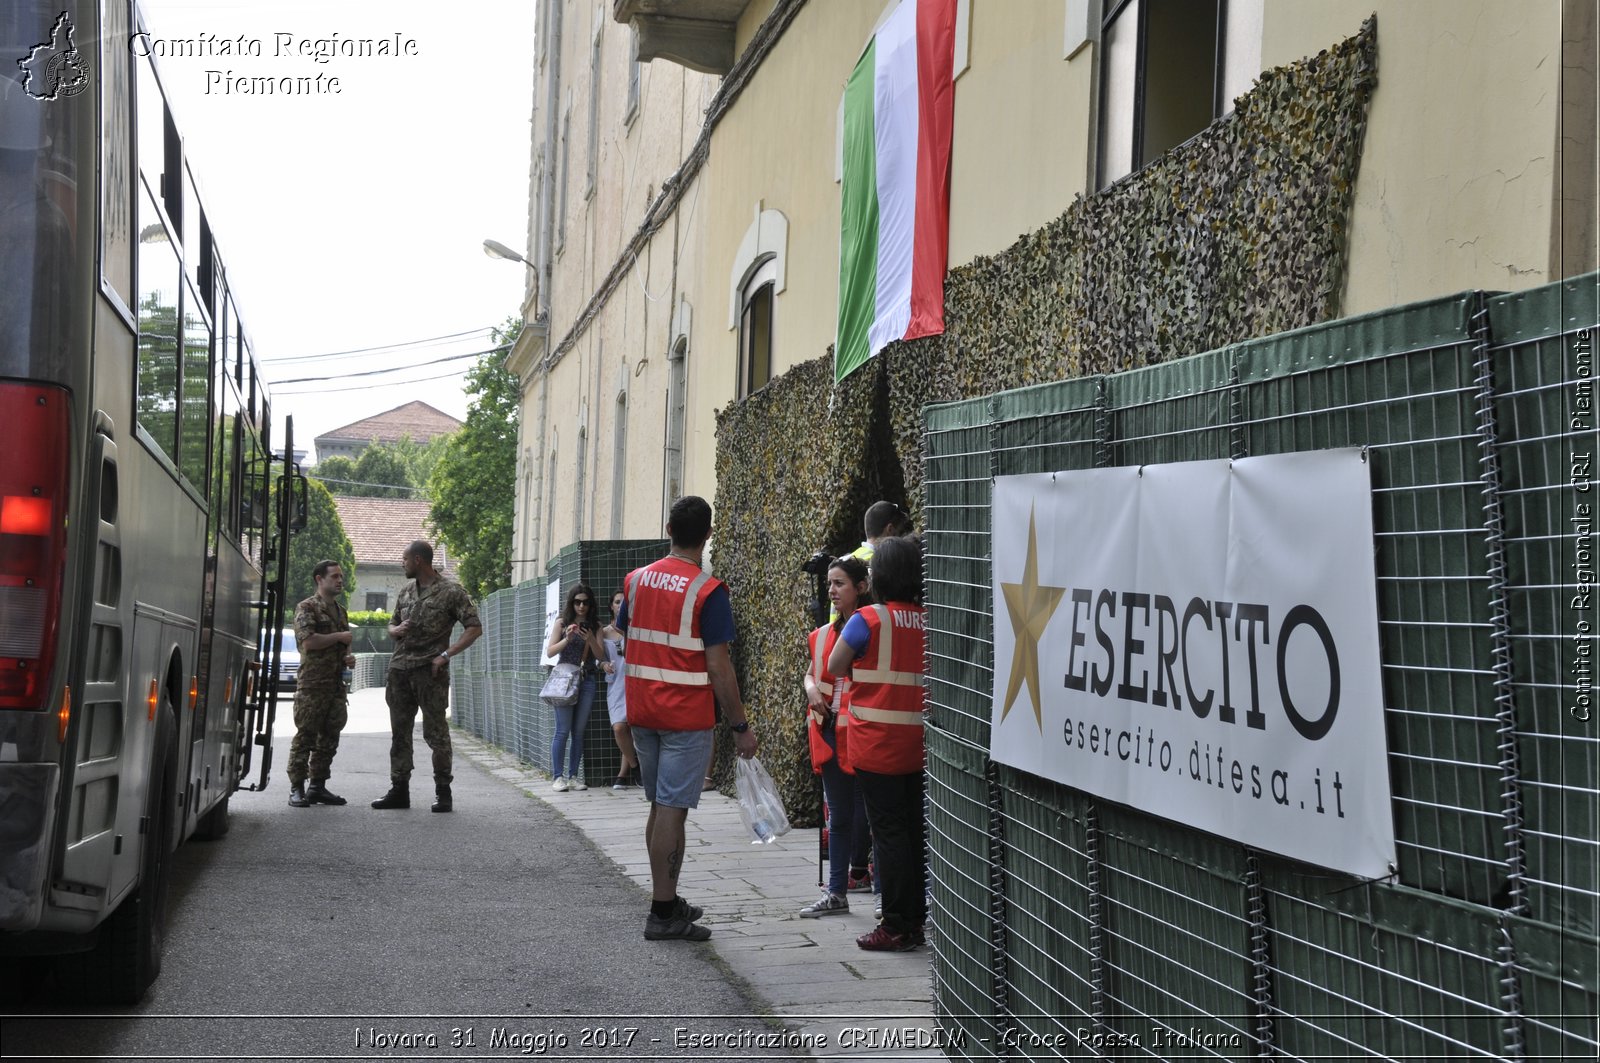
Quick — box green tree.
[428,320,519,600]
[352,444,415,498]
[275,476,357,607]
[386,433,452,498]
[311,454,358,495]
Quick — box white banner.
[541,578,562,667]
[990,449,1396,879]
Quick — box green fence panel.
[1263,869,1506,1060]
[921,275,1598,1061]
[1096,808,1255,1058]
[995,766,1096,1054]
[926,728,1002,1058]
[1235,294,1509,906]
[924,398,998,749]
[1487,275,1600,936]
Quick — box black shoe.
[431,786,452,813]
[306,783,346,806]
[371,784,410,810]
[288,785,310,808]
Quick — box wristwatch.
[437,652,450,661]
[729,720,750,734]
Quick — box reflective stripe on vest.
[807,624,843,728]
[628,663,710,687]
[849,705,923,726]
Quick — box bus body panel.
[1,2,283,978]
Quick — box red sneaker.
[856,924,924,952]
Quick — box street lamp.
[482,239,534,269]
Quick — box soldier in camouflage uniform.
[372,540,482,813]
[287,560,356,807]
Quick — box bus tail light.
[0,383,69,711]
[58,685,71,744]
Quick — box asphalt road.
[3,692,792,1062]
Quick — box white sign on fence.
[990,449,1397,879]
[541,577,562,667]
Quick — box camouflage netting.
[710,355,894,819]
[715,19,1378,819]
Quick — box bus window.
[101,0,134,309]
[182,163,202,281]
[180,277,212,491]
[211,357,234,535]
[135,181,179,464]
[134,52,164,225]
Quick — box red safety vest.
[622,556,723,731]
[805,624,853,773]
[843,603,926,775]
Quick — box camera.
[801,550,833,627]
[801,549,833,576]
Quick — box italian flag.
[836,0,956,382]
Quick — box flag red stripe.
[905,0,956,341]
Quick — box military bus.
[1,1,301,1002]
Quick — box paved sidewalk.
[453,727,947,1061]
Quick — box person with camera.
[544,583,607,792]
[798,555,877,918]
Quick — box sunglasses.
[573,598,591,605]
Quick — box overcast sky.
[136,0,535,464]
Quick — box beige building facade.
[504,0,1595,582]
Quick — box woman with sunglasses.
[543,583,606,792]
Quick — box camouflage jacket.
[391,575,481,669]
[293,594,349,689]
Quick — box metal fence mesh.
[923,275,1598,1060]
[450,539,667,787]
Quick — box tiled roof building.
[332,495,457,611]
[315,401,462,463]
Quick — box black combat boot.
[306,781,347,806]
[371,782,410,809]
[431,784,453,813]
[288,784,310,808]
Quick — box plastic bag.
[734,756,791,844]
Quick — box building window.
[737,257,776,400]
[367,592,388,611]
[624,27,641,127]
[664,338,688,505]
[610,392,628,538]
[557,107,571,253]
[1098,0,1260,188]
[585,8,601,200]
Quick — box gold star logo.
[1000,505,1065,730]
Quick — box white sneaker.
[552,776,568,792]
[800,891,849,918]
[569,776,588,791]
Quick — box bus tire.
[78,712,178,1004]
[193,790,231,840]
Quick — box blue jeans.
[551,675,596,778]
[819,726,874,895]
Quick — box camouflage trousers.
[287,683,348,785]
[385,663,453,785]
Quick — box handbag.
[734,756,791,844]
[539,662,580,707]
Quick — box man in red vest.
[619,496,759,941]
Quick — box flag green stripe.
[836,38,879,382]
